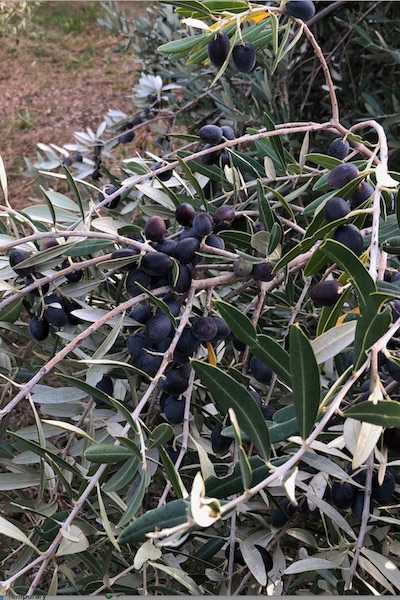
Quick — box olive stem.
[345,452,375,590]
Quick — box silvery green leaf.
[284,558,337,575]
[311,321,357,365]
[362,548,400,591]
[241,541,268,586]
[31,385,88,404]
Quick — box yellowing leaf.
[251,11,270,24]
[207,341,217,366]
[336,307,360,326]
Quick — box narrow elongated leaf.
[352,421,382,470]
[8,433,82,476]
[64,239,111,256]
[41,420,96,443]
[241,541,268,585]
[102,457,140,493]
[62,166,85,220]
[117,472,147,528]
[215,300,257,347]
[268,221,283,255]
[353,300,392,370]
[321,239,375,312]
[158,445,187,498]
[0,472,41,491]
[258,180,275,231]
[238,446,252,490]
[0,297,22,323]
[31,384,88,404]
[135,283,176,326]
[346,400,400,427]
[222,416,299,445]
[93,312,125,360]
[118,499,189,545]
[264,185,294,219]
[84,444,135,464]
[289,324,321,440]
[148,562,203,596]
[306,153,342,169]
[304,246,329,277]
[253,335,291,387]
[97,484,120,551]
[147,424,174,450]
[0,515,40,552]
[205,456,269,498]
[192,360,270,462]
[284,558,336,575]
[158,32,209,55]
[303,494,356,538]
[176,156,205,202]
[311,321,356,364]
[361,549,400,591]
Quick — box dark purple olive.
[232,41,256,73]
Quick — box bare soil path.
[0,1,147,209]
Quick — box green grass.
[4,109,36,132]
[33,1,101,33]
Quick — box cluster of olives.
[108,204,227,425]
[11,188,279,431]
[207,1,316,74]
[326,164,369,259]
[9,246,82,342]
[117,99,158,145]
[118,206,229,301]
[309,136,377,307]
[199,124,235,168]
[330,467,399,521]
[326,138,373,250]
[108,201,278,426]
[208,32,256,73]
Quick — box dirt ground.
[0,1,149,209]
